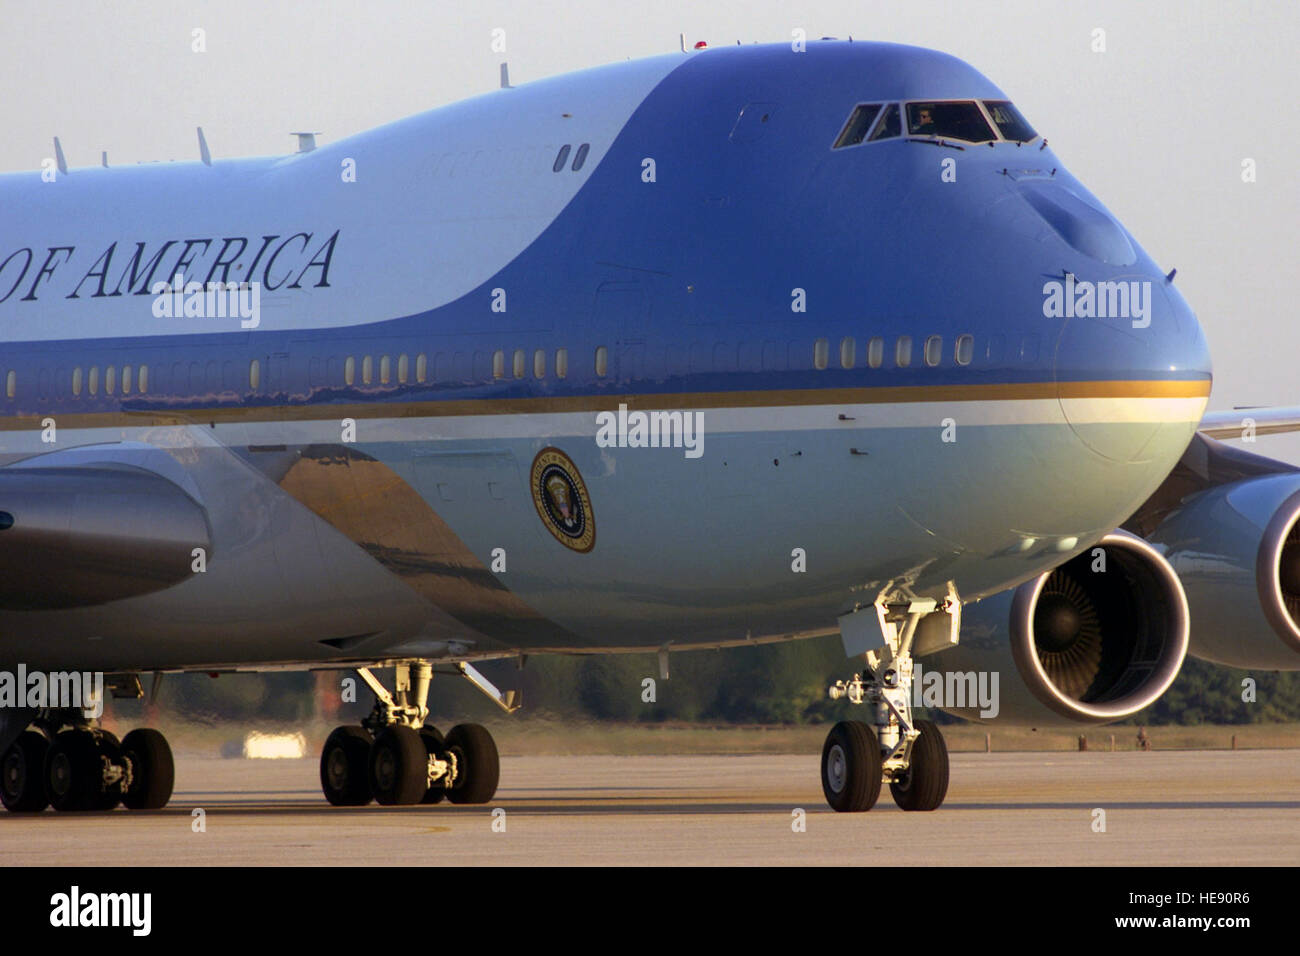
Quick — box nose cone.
[1053,276,1212,463]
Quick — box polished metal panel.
[0,466,210,610]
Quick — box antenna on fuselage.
[679,33,685,53]
[53,136,68,174]
[101,151,108,167]
[291,132,319,153]
[197,126,212,166]
[499,62,513,89]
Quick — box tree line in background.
[123,634,1300,727]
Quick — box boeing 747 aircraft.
[1,40,1296,814]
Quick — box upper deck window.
[832,104,881,148]
[982,100,1037,142]
[906,101,995,143]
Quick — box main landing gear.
[320,660,518,807]
[822,599,951,812]
[1,716,174,813]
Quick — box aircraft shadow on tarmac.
[10,796,1296,817]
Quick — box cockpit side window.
[867,103,901,141]
[982,100,1037,142]
[833,104,882,148]
[906,101,995,143]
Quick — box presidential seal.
[530,447,595,553]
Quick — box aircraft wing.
[1199,406,1300,439]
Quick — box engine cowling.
[1148,473,1300,669]
[918,530,1188,725]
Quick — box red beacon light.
[693,40,708,50]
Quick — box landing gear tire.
[369,725,427,806]
[821,720,883,813]
[320,726,373,806]
[46,729,101,812]
[2,730,51,812]
[120,728,175,810]
[419,726,446,804]
[890,719,949,812]
[445,723,499,805]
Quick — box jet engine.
[917,531,1188,725]
[1148,473,1300,669]
[0,465,210,610]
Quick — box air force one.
[0,39,1295,815]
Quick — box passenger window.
[88,367,99,396]
[906,101,995,143]
[895,336,913,368]
[832,104,882,148]
[839,337,856,369]
[138,366,148,394]
[122,364,132,394]
[813,338,829,370]
[72,368,82,396]
[571,143,590,171]
[513,349,525,379]
[106,366,116,395]
[345,356,355,386]
[867,337,884,369]
[533,349,546,379]
[955,334,974,366]
[867,104,901,142]
[552,145,571,172]
[595,346,608,377]
[4,370,13,399]
[398,354,409,384]
[362,355,373,385]
[380,355,391,384]
[492,350,505,379]
[924,335,943,367]
[249,359,261,390]
[416,354,427,383]
[555,348,568,379]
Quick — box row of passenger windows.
[488,348,574,380]
[69,365,149,396]
[0,348,611,401]
[812,334,974,370]
[340,348,592,385]
[1,336,991,402]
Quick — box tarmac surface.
[1,751,1296,865]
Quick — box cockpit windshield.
[982,100,1038,142]
[830,99,1040,149]
[906,101,995,143]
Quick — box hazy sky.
[3,0,1297,456]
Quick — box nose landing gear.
[823,599,953,812]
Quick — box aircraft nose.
[1053,276,1212,463]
